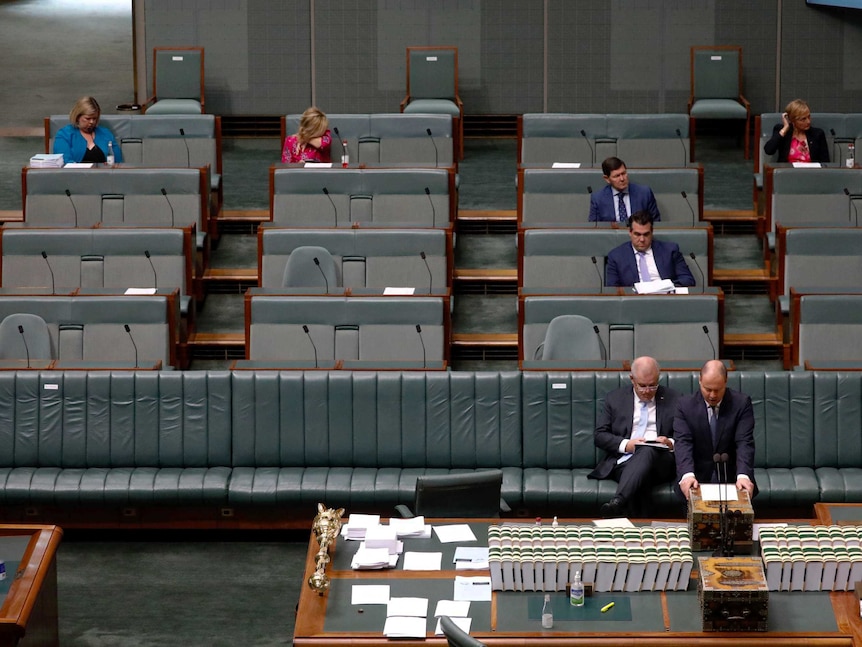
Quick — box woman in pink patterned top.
[281,107,332,163]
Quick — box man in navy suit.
[605,211,696,288]
[589,356,680,517]
[589,156,660,223]
[673,360,757,501]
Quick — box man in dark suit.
[673,360,757,501]
[588,356,679,517]
[605,210,696,288]
[589,156,661,223]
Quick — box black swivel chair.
[439,616,487,647]
[395,470,510,518]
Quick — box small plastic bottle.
[541,594,554,628]
[341,140,349,168]
[106,142,115,167]
[570,570,584,607]
[847,143,855,169]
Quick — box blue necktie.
[709,405,718,448]
[618,401,649,465]
[618,192,628,223]
[637,251,651,282]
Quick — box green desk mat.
[499,592,655,632]
[0,536,32,607]
[325,577,491,634]
[822,504,862,523]
[666,590,839,633]
[333,521,490,571]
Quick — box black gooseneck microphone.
[419,251,433,294]
[179,128,191,167]
[302,324,319,368]
[688,252,706,293]
[415,324,427,368]
[702,325,716,360]
[426,128,439,168]
[322,187,338,227]
[160,188,175,226]
[65,189,78,227]
[830,128,837,137]
[424,187,436,224]
[123,324,139,368]
[675,128,687,167]
[312,256,330,293]
[590,256,604,292]
[681,190,696,226]
[592,324,607,367]
[844,188,859,226]
[144,250,158,288]
[17,325,30,368]
[41,251,56,294]
[712,452,727,556]
[332,127,344,153]
[579,129,595,165]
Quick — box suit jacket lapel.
[621,388,634,438]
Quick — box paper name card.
[792,162,822,168]
[303,162,332,168]
[383,287,415,295]
[125,288,158,295]
[551,162,581,168]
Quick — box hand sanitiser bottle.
[570,570,584,607]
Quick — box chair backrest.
[439,615,488,647]
[407,47,458,101]
[779,227,862,301]
[413,470,503,518]
[0,313,53,360]
[691,46,741,100]
[796,294,862,366]
[282,246,338,291]
[540,315,602,361]
[154,47,204,101]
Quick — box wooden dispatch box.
[698,556,769,632]
[688,486,754,552]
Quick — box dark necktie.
[617,192,628,223]
[709,405,718,447]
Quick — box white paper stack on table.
[634,279,677,294]
[351,522,403,569]
[389,516,431,538]
[383,597,428,638]
[30,154,64,168]
[433,600,472,635]
[342,513,381,540]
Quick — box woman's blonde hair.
[297,106,328,145]
[69,96,101,125]
[785,99,811,124]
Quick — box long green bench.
[0,370,859,527]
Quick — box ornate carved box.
[688,487,754,552]
[698,556,769,632]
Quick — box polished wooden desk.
[0,525,63,647]
[294,518,861,646]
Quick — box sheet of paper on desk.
[434,599,471,618]
[352,546,397,569]
[389,516,430,538]
[551,162,580,168]
[383,287,415,295]
[383,616,426,638]
[125,288,158,295]
[351,584,391,605]
[433,524,477,543]
[403,551,442,570]
[453,576,492,601]
[792,162,821,168]
[303,162,333,168]
[593,517,635,528]
[387,597,429,618]
[436,616,472,636]
[454,546,489,569]
[700,483,739,501]
[343,513,381,539]
[634,279,676,294]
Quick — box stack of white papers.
[433,600,472,635]
[634,279,676,294]
[30,154,64,168]
[454,547,489,569]
[389,516,431,538]
[343,513,381,540]
[351,546,397,570]
[383,597,428,638]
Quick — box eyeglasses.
[631,380,659,391]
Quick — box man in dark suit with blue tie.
[588,356,680,517]
[589,157,661,223]
[605,211,696,288]
[673,360,757,501]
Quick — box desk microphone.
[17,325,30,368]
[681,190,696,226]
[161,188,176,226]
[312,256,330,293]
[590,256,604,292]
[179,128,191,167]
[689,252,706,293]
[332,127,344,155]
[124,324,139,368]
[419,251,433,294]
[144,250,158,288]
[830,128,837,137]
[712,452,727,556]
[702,325,716,360]
[426,128,439,168]
[415,324,427,368]
[65,189,78,227]
[676,128,687,167]
[844,188,859,226]
[579,129,594,166]
[425,187,436,224]
[322,187,338,227]
[302,324,319,368]
[592,324,607,366]
[41,251,56,294]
